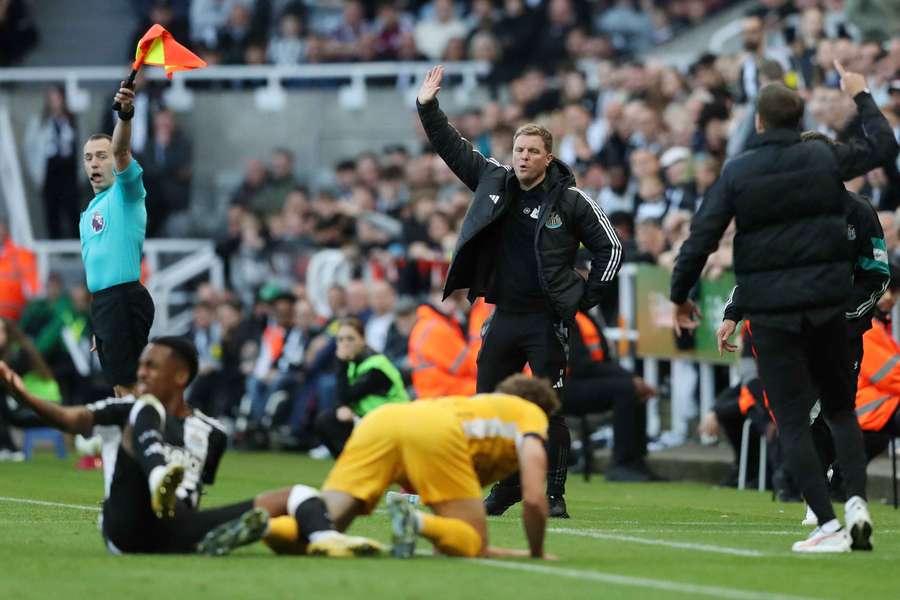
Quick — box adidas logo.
[489,194,500,204]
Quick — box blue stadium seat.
[23,428,67,460]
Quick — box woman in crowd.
[315,317,408,457]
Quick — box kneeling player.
[267,374,558,559]
[0,337,379,556]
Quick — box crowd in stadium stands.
[122,0,735,69]
[2,1,900,475]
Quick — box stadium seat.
[737,418,766,492]
[23,427,67,460]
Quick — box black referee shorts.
[91,281,154,387]
[102,498,255,554]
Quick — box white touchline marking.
[550,527,766,557]
[475,559,819,600]
[0,496,100,512]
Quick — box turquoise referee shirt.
[79,159,147,293]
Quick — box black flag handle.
[112,69,138,112]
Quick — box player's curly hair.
[495,374,560,415]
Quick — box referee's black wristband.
[117,108,135,121]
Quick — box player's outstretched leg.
[264,485,383,557]
[388,495,483,558]
[197,507,270,556]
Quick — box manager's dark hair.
[151,336,199,386]
[757,83,805,131]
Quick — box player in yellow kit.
[267,374,558,559]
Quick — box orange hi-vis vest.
[0,239,39,320]
[856,318,900,431]
[575,311,605,362]
[409,304,477,398]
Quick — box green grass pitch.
[1,451,897,599]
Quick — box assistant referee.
[80,81,154,397]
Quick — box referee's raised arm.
[110,81,136,172]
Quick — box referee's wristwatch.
[117,107,135,121]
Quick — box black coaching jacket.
[417,99,622,323]
[671,92,898,330]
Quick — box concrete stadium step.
[23,0,136,67]
[590,442,900,504]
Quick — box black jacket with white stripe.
[417,99,622,323]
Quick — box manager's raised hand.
[834,60,867,98]
[417,65,444,105]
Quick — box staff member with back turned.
[80,82,155,397]
[416,66,622,518]
[671,62,898,553]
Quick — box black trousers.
[476,309,570,497]
[91,281,154,387]
[564,372,646,466]
[810,333,865,479]
[749,314,867,523]
[315,408,354,457]
[103,497,254,554]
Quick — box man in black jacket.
[563,310,658,481]
[721,133,891,517]
[671,62,898,553]
[416,66,622,518]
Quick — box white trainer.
[792,526,851,553]
[844,495,873,551]
[801,504,818,527]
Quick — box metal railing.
[0,61,491,112]
[32,238,224,336]
[614,263,741,443]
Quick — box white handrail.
[31,238,222,335]
[0,103,34,246]
[0,61,490,83]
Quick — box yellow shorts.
[322,402,482,513]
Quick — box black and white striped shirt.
[87,395,228,509]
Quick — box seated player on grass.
[0,337,381,557]
[264,374,559,559]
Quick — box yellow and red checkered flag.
[113,24,206,111]
[132,24,206,78]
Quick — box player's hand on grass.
[417,65,443,105]
[716,319,738,356]
[673,299,701,336]
[114,80,135,113]
[834,60,867,98]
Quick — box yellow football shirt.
[433,393,549,486]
